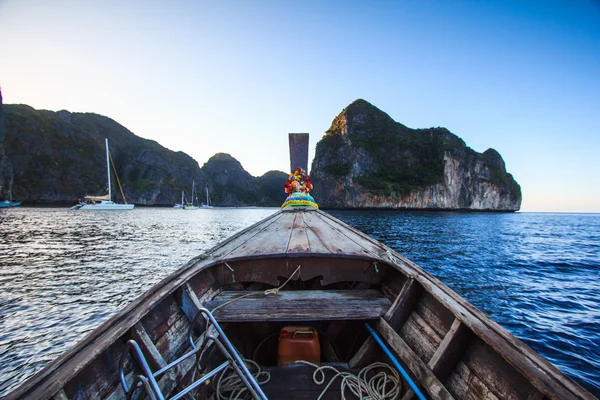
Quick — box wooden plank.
[131,322,167,370]
[130,322,184,400]
[348,337,378,368]
[289,133,309,172]
[208,211,285,259]
[376,318,455,400]
[140,296,186,343]
[301,210,382,258]
[180,283,205,323]
[223,212,295,259]
[213,257,383,288]
[287,212,311,254]
[399,312,441,361]
[385,278,423,329]
[350,277,420,368]
[301,211,335,255]
[415,292,455,339]
[460,336,539,400]
[153,314,191,363]
[52,389,69,400]
[62,340,129,400]
[204,290,391,322]
[428,318,471,380]
[446,361,500,400]
[414,277,596,400]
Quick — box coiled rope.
[213,358,270,400]
[214,359,401,400]
[209,264,401,399]
[296,361,401,400]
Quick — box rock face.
[0,88,15,201]
[311,99,521,211]
[1,104,287,206]
[201,153,287,206]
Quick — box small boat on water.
[71,139,134,211]
[201,186,214,209]
[184,181,200,210]
[0,200,21,208]
[174,191,185,209]
[9,135,595,400]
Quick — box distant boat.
[0,200,21,208]
[183,181,199,210]
[173,191,185,209]
[71,139,134,211]
[200,186,214,209]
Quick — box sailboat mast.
[105,138,112,201]
[191,181,195,206]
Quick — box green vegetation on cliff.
[322,100,467,196]
[311,99,522,210]
[1,105,287,206]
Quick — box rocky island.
[0,90,287,207]
[0,90,520,210]
[311,99,521,211]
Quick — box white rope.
[211,264,302,315]
[295,360,402,400]
[214,358,271,400]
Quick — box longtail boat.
[8,135,595,400]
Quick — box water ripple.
[1,209,598,397]
[329,211,600,397]
[0,207,277,396]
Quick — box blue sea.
[0,208,598,397]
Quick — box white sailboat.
[173,191,184,209]
[200,186,214,209]
[183,181,199,210]
[71,139,134,210]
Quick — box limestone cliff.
[311,99,521,211]
[201,153,287,206]
[0,88,15,201]
[2,104,286,206]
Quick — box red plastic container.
[277,326,320,366]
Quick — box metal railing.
[119,308,268,400]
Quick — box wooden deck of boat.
[6,207,597,400]
[210,208,392,262]
[205,289,392,322]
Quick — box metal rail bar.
[365,323,427,400]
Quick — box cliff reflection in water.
[0,208,598,397]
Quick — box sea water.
[0,208,598,396]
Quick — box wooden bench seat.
[204,290,392,322]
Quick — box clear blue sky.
[1,0,599,212]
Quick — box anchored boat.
[9,135,595,399]
[184,181,200,210]
[71,138,134,211]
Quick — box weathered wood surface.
[446,336,542,400]
[428,318,470,380]
[205,290,392,322]
[261,363,357,400]
[376,318,455,400]
[411,273,596,399]
[210,257,382,288]
[212,209,397,262]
